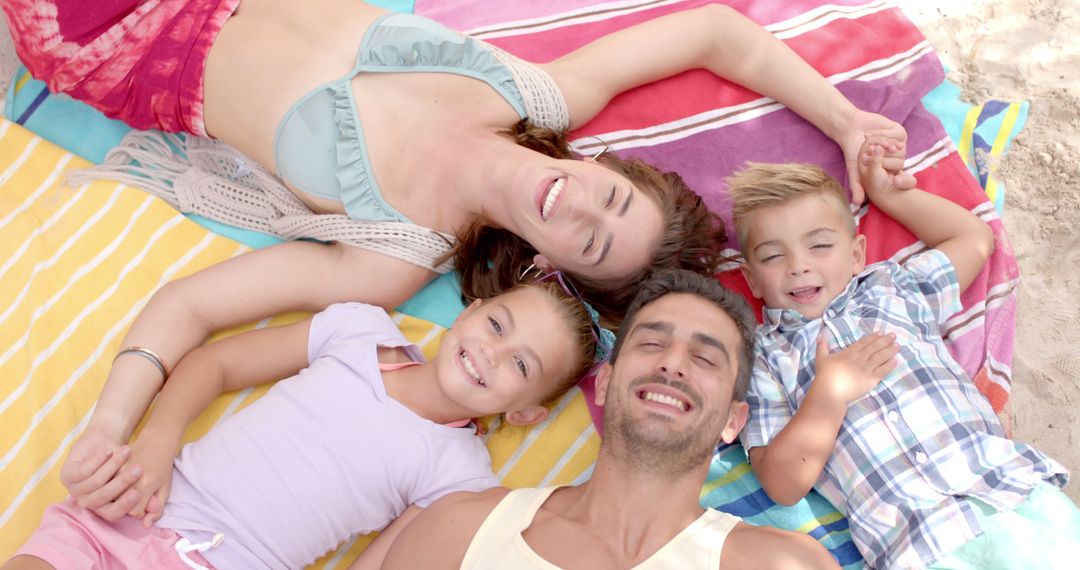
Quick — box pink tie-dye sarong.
[0,0,241,135]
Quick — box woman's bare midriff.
[201,0,523,231]
[202,0,388,168]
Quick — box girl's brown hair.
[445,120,726,326]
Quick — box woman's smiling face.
[509,157,664,282]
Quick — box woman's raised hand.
[837,110,916,204]
[59,428,142,521]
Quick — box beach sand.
[0,1,1075,500]
[904,0,1080,502]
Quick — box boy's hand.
[125,432,179,527]
[814,331,898,405]
[60,429,143,521]
[837,111,912,204]
[858,135,917,205]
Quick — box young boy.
[731,138,1078,569]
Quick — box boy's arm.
[861,142,995,292]
[748,332,897,506]
[125,317,313,519]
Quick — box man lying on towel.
[382,269,839,569]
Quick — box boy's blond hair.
[727,162,854,255]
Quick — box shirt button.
[915,452,929,464]
[887,411,900,423]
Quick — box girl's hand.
[836,110,915,203]
[125,432,179,526]
[59,428,143,521]
[813,331,898,405]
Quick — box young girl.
[4,279,601,570]
[1,0,906,523]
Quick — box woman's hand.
[836,110,916,204]
[59,428,143,521]
[125,431,180,526]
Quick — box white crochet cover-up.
[70,49,570,274]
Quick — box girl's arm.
[125,316,314,522]
[61,241,435,520]
[543,3,905,202]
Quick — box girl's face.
[507,158,664,282]
[435,287,580,422]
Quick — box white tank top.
[462,486,741,569]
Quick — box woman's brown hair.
[443,120,726,326]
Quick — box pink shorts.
[12,498,215,570]
[0,0,242,136]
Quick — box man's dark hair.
[611,269,756,400]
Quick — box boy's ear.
[593,362,614,407]
[851,234,867,275]
[739,263,763,299]
[719,401,749,445]
[505,405,549,426]
[532,254,554,272]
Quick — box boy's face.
[740,194,866,319]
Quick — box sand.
[903,0,1080,502]
[0,1,1075,500]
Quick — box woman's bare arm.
[63,241,436,518]
[543,4,906,203]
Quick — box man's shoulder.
[383,487,512,569]
[721,523,839,569]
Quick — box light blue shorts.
[930,484,1080,569]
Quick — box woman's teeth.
[541,178,566,220]
[460,351,485,386]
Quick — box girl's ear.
[505,405,549,426]
[532,253,554,271]
[593,362,613,407]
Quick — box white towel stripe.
[0,144,65,229]
[0,219,205,470]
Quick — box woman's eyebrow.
[618,189,633,216]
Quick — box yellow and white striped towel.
[0,119,599,567]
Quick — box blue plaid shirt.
[741,249,1068,569]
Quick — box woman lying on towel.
[1,0,904,517]
[4,278,604,570]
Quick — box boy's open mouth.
[789,286,822,302]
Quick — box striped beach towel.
[2,1,1023,568]
[0,119,598,567]
[415,1,1020,566]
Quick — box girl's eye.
[488,316,503,335]
[811,244,834,250]
[515,356,528,377]
[584,232,596,255]
[761,254,781,263]
[606,187,616,207]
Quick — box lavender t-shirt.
[157,303,497,569]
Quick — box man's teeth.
[642,391,688,411]
[541,178,565,220]
[460,351,485,386]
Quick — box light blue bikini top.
[273,13,531,224]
